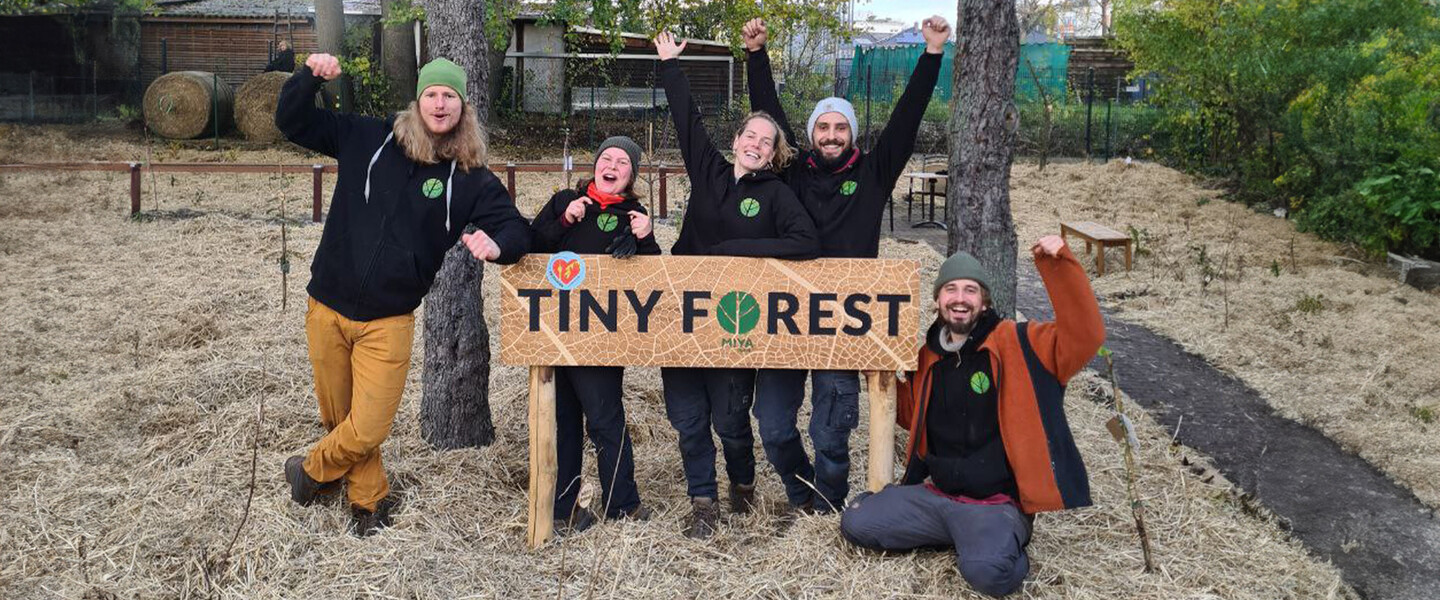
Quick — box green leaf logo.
[841,180,858,195]
[421,178,445,199]
[596,213,619,232]
[716,291,760,335]
[738,197,761,218]
[970,371,992,394]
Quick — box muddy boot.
[684,497,720,539]
[349,495,398,538]
[554,505,599,536]
[728,482,757,515]
[284,456,323,507]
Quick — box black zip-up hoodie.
[903,309,1019,500]
[657,59,819,259]
[746,47,942,258]
[276,66,531,322]
[532,187,662,255]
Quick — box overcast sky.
[854,0,955,30]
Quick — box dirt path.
[896,222,1440,600]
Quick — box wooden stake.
[1103,350,1157,573]
[865,370,897,492]
[527,365,557,549]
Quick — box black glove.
[606,231,638,259]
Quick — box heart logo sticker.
[545,251,586,290]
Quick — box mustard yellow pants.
[302,297,414,511]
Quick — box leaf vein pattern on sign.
[500,256,920,369]
[500,276,578,365]
[764,259,910,370]
[658,256,712,360]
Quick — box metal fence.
[3,43,1162,163]
[0,68,138,123]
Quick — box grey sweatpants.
[840,484,1032,597]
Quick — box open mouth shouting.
[941,299,981,334]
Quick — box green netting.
[846,42,1069,103]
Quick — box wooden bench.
[1060,221,1132,276]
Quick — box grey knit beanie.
[596,136,643,173]
[933,251,992,298]
[806,97,859,145]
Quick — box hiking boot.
[349,495,398,538]
[790,497,816,517]
[611,502,655,522]
[554,505,599,536]
[729,482,757,515]
[774,497,816,532]
[684,497,720,539]
[284,455,323,507]
[317,478,343,498]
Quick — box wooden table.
[903,172,948,230]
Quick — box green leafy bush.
[1116,0,1440,258]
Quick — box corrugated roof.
[876,26,924,47]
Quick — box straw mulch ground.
[1008,160,1440,510]
[0,127,1368,598]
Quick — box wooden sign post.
[501,254,921,548]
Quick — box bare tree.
[947,0,1021,318]
[417,0,500,449]
[313,0,352,111]
[380,0,418,109]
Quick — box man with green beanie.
[839,235,1105,597]
[275,53,531,537]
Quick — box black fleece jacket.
[532,187,662,255]
[657,59,818,259]
[908,310,1019,500]
[746,47,942,258]
[276,66,530,322]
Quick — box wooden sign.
[499,254,923,371]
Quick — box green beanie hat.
[596,136,643,172]
[416,58,467,102]
[933,251,992,298]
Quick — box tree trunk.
[313,0,352,112]
[421,237,496,449]
[418,0,498,449]
[422,0,496,117]
[948,0,1021,319]
[380,1,417,109]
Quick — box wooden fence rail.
[0,162,676,222]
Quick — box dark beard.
[943,316,979,337]
[809,147,852,172]
[940,302,983,337]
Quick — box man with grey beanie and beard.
[740,15,951,515]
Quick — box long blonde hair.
[734,111,795,172]
[393,101,489,171]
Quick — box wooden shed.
[138,0,380,92]
[505,17,742,116]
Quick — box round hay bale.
[235,71,291,142]
[143,71,234,139]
